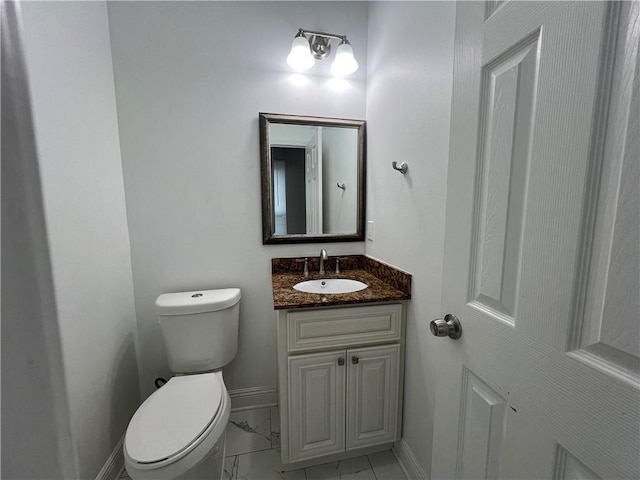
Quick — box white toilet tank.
[156,288,241,373]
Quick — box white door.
[288,350,345,461]
[432,2,639,479]
[346,344,401,450]
[305,128,323,234]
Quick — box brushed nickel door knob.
[430,314,462,339]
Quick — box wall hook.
[392,161,408,174]
[337,182,346,190]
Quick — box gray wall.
[365,2,456,475]
[1,3,75,478]
[11,2,141,478]
[107,1,369,398]
[322,128,358,234]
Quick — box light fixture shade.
[331,41,358,77]
[287,35,314,71]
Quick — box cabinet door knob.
[337,357,345,366]
[351,356,359,364]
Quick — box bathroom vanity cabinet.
[276,302,405,470]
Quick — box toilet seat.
[125,372,223,467]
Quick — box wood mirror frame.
[259,112,366,244]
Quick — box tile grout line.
[365,454,379,480]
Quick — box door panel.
[433,2,639,479]
[457,369,507,480]
[554,445,602,480]
[305,128,323,235]
[572,0,640,382]
[288,351,345,461]
[346,344,400,449]
[470,31,539,323]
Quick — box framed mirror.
[259,113,366,244]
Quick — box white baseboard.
[393,439,428,480]
[228,385,278,412]
[95,435,125,480]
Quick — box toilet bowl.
[124,371,230,479]
[124,288,241,480]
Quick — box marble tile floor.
[120,406,407,480]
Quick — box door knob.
[430,314,462,339]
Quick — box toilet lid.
[125,373,222,464]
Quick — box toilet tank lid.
[156,288,241,315]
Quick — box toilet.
[124,288,241,480]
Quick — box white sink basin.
[293,279,368,294]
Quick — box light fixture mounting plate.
[309,35,331,60]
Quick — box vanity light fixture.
[286,28,358,77]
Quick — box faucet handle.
[295,257,309,276]
[335,257,348,274]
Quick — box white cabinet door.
[288,350,345,461]
[432,2,639,479]
[346,344,401,450]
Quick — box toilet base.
[175,431,226,480]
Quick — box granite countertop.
[271,255,411,310]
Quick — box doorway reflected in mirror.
[260,113,365,244]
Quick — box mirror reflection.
[260,113,366,244]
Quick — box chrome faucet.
[319,249,328,275]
